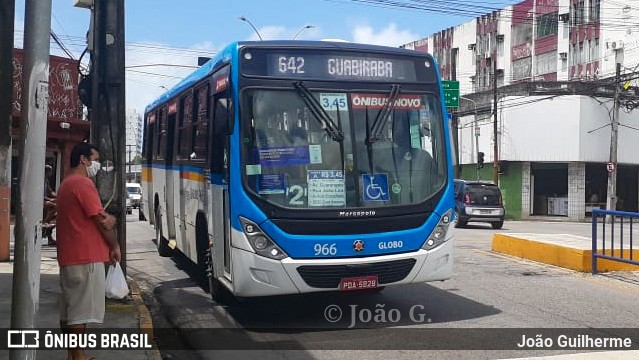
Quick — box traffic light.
[477,152,484,169]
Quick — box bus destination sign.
[268,54,416,81]
[240,48,429,82]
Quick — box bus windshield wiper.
[365,106,375,177]
[293,81,344,142]
[368,84,401,143]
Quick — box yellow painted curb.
[128,276,163,360]
[492,233,639,272]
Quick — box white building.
[403,0,639,220]
[125,108,142,157]
[126,108,143,180]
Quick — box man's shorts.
[59,262,105,325]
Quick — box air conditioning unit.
[611,40,624,50]
[496,34,505,42]
[559,52,568,60]
[558,13,569,22]
[468,43,476,50]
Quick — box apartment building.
[403,0,639,221]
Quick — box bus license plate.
[340,275,378,291]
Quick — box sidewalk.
[0,225,161,360]
[493,232,639,273]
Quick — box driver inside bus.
[383,113,436,203]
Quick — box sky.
[12,0,508,115]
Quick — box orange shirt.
[56,174,109,266]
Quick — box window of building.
[476,33,493,57]
[536,12,558,38]
[512,22,533,45]
[512,57,532,81]
[535,51,558,76]
[578,41,584,64]
[592,0,600,21]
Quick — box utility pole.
[89,0,127,275]
[460,97,479,180]
[10,2,51,360]
[451,48,460,178]
[492,57,499,184]
[606,62,621,213]
[0,0,15,263]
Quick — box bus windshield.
[241,87,447,209]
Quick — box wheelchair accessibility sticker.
[362,173,389,201]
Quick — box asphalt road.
[123,212,639,360]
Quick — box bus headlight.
[422,209,453,251]
[239,217,288,260]
[253,235,269,250]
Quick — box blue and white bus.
[141,40,454,300]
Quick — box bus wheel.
[155,207,173,257]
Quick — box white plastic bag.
[105,262,129,299]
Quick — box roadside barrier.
[591,208,639,274]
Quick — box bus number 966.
[278,56,305,74]
[314,243,337,256]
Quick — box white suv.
[126,183,142,209]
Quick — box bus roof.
[144,40,434,114]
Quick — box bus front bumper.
[230,237,453,297]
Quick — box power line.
[125,69,186,79]
[324,0,639,30]
[50,30,75,60]
[125,63,200,69]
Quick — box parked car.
[126,182,142,209]
[126,194,133,215]
[453,179,505,229]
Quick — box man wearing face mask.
[55,142,119,360]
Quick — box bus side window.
[192,84,210,162]
[177,91,194,160]
[211,90,231,176]
[143,112,155,163]
[156,108,167,160]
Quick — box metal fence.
[591,208,639,274]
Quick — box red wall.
[11,49,81,122]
